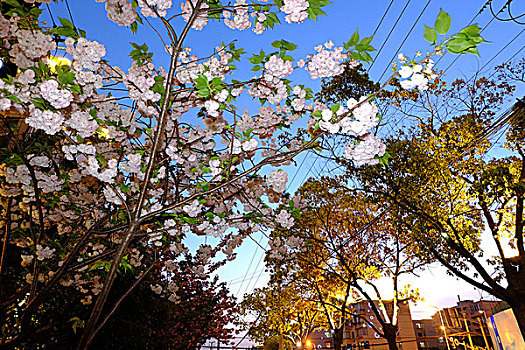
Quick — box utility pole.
[462,311,475,350]
[438,310,451,350]
[477,313,492,350]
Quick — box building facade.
[412,319,446,350]
[431,299,499,350]
[309,300,418,350]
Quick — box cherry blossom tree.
[0,1,485,348]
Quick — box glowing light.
[98,127,110,139]
[440,325,446,330]
[46,56,72,73]
[305,340,312,347]
[0,58,4,70]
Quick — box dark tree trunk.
[333,327,343,350]
[382,324,399,350]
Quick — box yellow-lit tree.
[264,179,424,350]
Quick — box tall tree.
[242,281,320,347]
[341,71,525,337]
[265,178,424,350]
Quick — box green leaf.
[460,24,481,36]
[348,29,359,47]
[251,65,261,72]
[465,46,479,56]
[58,72,76,85]
[360,51,373,63]
[283,40,298,51]
[359,36,373,46]
[249,55,262,64]
[4,0,21,8]
[424,25,437,44]
[446,37,473,54]
[130,21,138,34]
[435,9,451,35]
[52,27,78,39]
[59,17,75,29]
[376,151,391,167]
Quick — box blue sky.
[42,0,525,318]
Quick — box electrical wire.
[377,0,432,82]
[368,0,413,72]
[235,232,264,297]
[370,0,396,40]
[466,27,525,82]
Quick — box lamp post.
[460,310,475,350]
[431,305,451,350]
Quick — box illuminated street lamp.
[296,339,312,349]
[420,302,451,350]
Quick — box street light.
[296,339,312,349]
[421,303,451,350]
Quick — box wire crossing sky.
[41,0,525,316]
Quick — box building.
[309,300,418,350]
[431,299,499,349]
[412,319,446,350]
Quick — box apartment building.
[309,300,418,350]
[412,319,446,350]
[431,299,498,349]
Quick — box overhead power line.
[368,0,413,72]
[377,0,432,82]
[486,0,525,25]
[467,27,525,82]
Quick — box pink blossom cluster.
[281,0,309,23]
[103,186,126,205]
[256,105,282,133]
[100,0,136,26]
[139,0,173,17]
[39,79,73,109]
[26,108,64,135]
[12,30,56,68]
[0,13,11,38]
[82,157,119,183]
[306,42,356,79]
[124,62,161,114]
[224,0,252,30]
[267,169,287,193]
[65,111,99,138]
[343,133,386,166]
[268,237,287,259]
[248,79,288,105]
[275,209,294,228]
[36,245,56,261]
[291,86,307,112]
[398,58,437,91]
[65,37,106,71]
[315,96,379,137]
[264,55,294,79]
